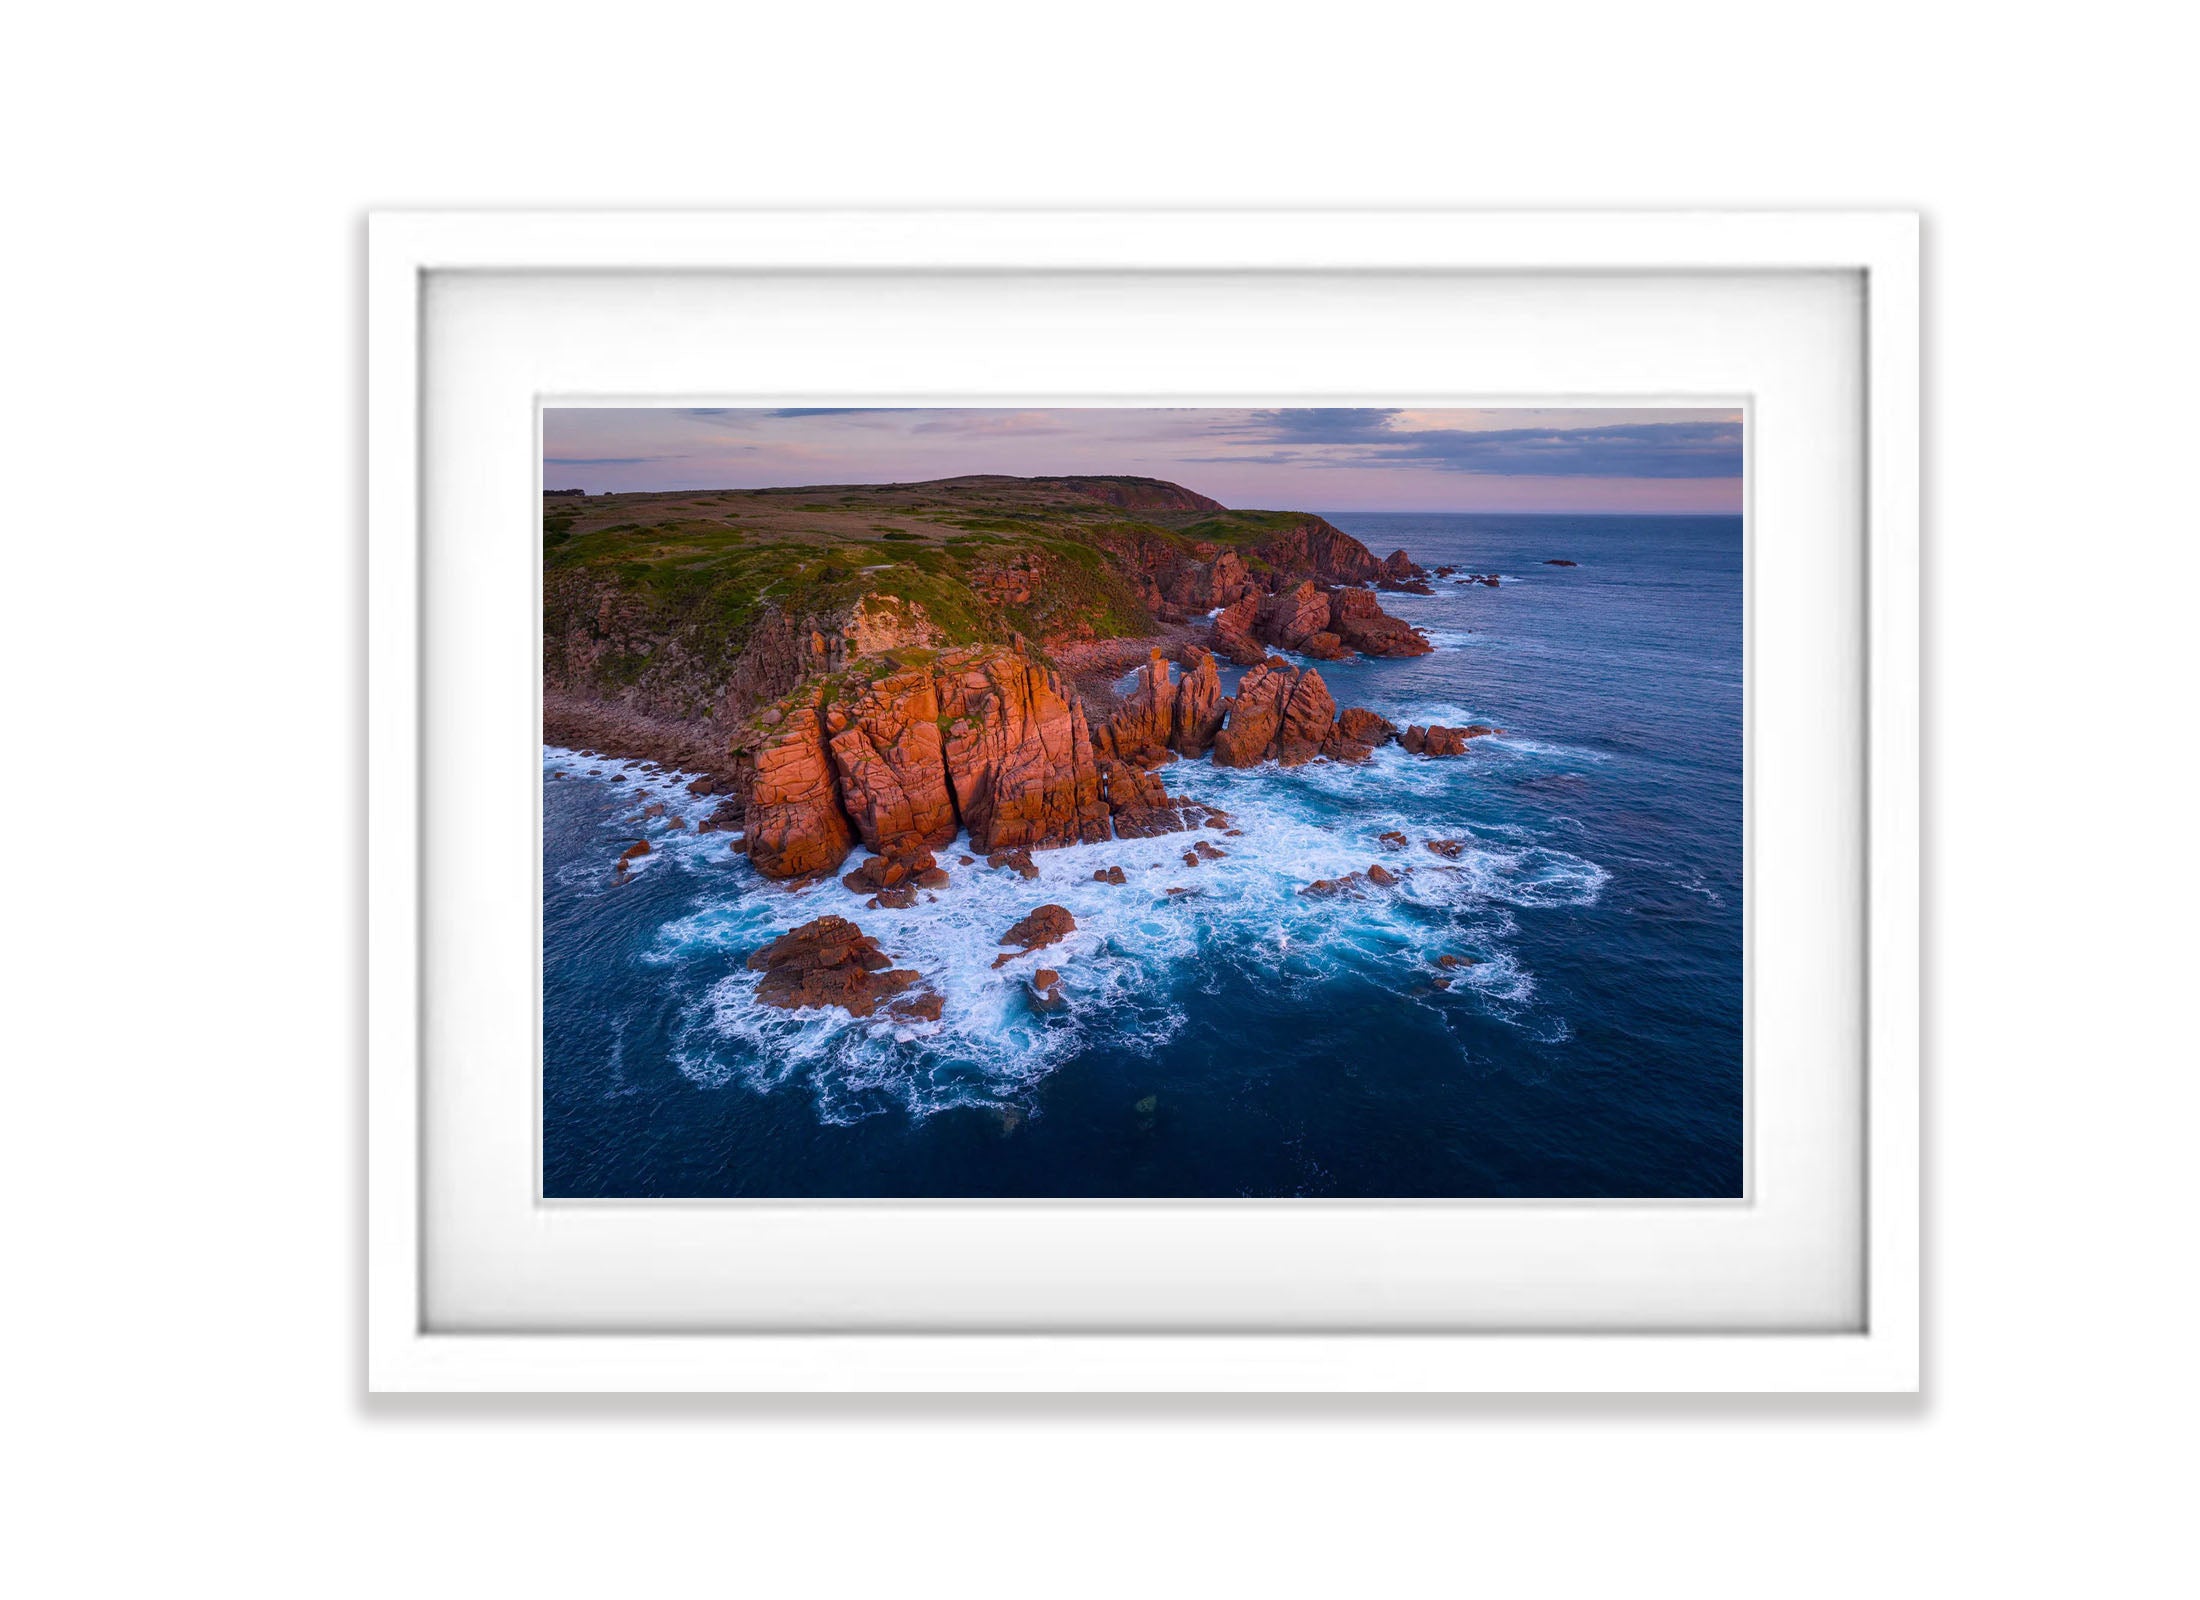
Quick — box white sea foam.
[1415,628,1482,650]
[546,741,1608,1123]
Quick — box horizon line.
[541,481,1739,518]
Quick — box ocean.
[542,512,1743,1197]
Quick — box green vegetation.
[1178,509,1310,545]
[543,476,1299,703]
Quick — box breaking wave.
[545,740,1608,1125]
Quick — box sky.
[542,407,1744,513]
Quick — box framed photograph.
[369,210,1917,1391]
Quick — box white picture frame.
[368,210,1918,1392]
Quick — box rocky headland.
[545,475,1503,1014]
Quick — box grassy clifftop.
[544,475,1359,719]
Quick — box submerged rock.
[746,916,918,1017]
[999,903,1076,953]
[842,848,938,895]
[1404,723,1502,757]
[890,990,944,1022]
[1300,873,1365,898]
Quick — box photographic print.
[542,406,1742,1198]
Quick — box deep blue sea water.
[543,513,1742,1197]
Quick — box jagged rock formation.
[1097,758,1204,838]
[724,645,1121,881]
[1327,587,1433,658]
[825,665,957,856]
[742,685,856,878]
[1217,578,1431,663]
[1161,548,1259,613]
[1323,706,1398,763]
[1255,518,1384,587]
[1379,549,1425,582]
[1205,658,1398,771]
[935,647,1112,853]
[1212,659,1297,767]
[1275,669,1339,766]
[733,634,1422,879]
[549,475,1493,881]
[1337,707,1398,745]
[1170,648,1225,757]
[1210,594,1264,665]
[1260,580,1333,652]
[1091,649,1180,763]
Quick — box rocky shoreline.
[546,476,1513,1017]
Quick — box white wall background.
[3,4,2190,1595]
